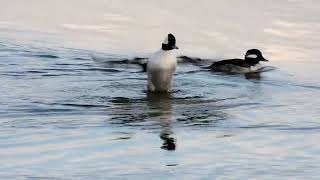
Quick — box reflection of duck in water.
[160,132,176,151]
[245,72,262,80]
[147,92,176,151]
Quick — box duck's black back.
[212,59,251,68]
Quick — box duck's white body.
[249,63,263,72]
[147,50,177,92]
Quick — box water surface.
[0,0,320,179]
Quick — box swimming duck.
[210,49,269,73]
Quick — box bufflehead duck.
[147,33,178,92]
[210,49,269,73]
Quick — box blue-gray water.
[1,0,320,179]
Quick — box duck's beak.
[261,57,269,62]
[173,45,179,49]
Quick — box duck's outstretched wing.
[178,55,213,65]
[131,57,148,72]
[92,54,148,72]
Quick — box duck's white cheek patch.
[246,54,258,58]
[162,37,169,44]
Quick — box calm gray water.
[1,0,320,179]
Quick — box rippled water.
[1,0,320,179]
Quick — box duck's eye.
[246,54,258,58]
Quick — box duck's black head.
[162,33,178,51]
[245,49,268,65]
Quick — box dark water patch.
[212,83,240,88]
[41,72,91,77]
[293,84,320,91]
[179,69,209,74]
[278,126,320,131]
[26,70,48,74]
[107,94,232,128]
[175,103,228,127]
[216,134,234,138]
[0,41,95,65]
[263,104,287,108]
[1,114,107,129]
[108,117,159,128]
[217,102,261,110]
[166,164,179,167]
[1,71,27,74]
[0,70,48,76]
[261,80,320,91]
[127,77,146,80]
[103,82,144,89]
[91,54,127,62]
[41,74,82,77]
[174,95,203,99]
[0,48,32,53]
[53,63,94,68]
[177,116,225,127]
[25,176,64,180]
[1,110,85,120]
[54,123,109,129]
[108,111,226,129]
[111,136,132,141]
[80,79,114,82]
[41,68,78,72]
[31,54,59,59]
[0,73,26,77]
[239,124,290,129]
[110,95,205,104]
[173,97,240,106]
[77,68,121,73]
[54,63,74,66]
[73,57,91,60]
[110,97,144,104]
[13,52,60,59]
[110,95,239,107]
[11,107,75,114]
[41,74,63,77]
[47,102,109,108]
[105,59,132,64]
